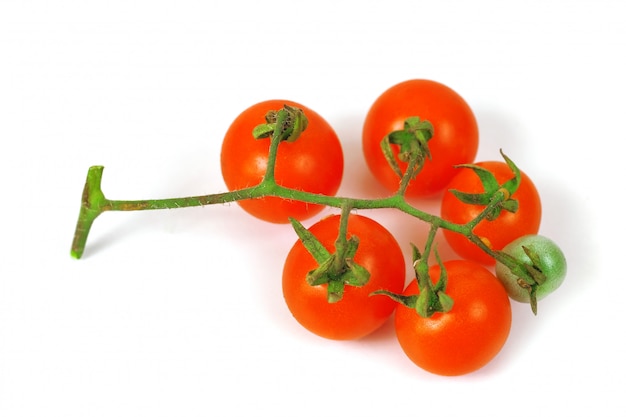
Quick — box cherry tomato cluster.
[219,79,567,376]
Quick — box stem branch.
[70,111,508,262]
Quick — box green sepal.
[379,117,433,178]
[448,189,492,206]
[484,194,518,221]
[494,247,545,315]
[327,280,345,304]
[288,217,331,264]
[380,136,404,178]
[448,163,498,206]
[521,245,548,286]
[252,105,309,143]
[494,250,535,286]
[275,104,309,143]
[387,130,416,163]
[522,245,542,271]
[456,163,500,193]
[370,289,418,309]
[371,247,454,318]
[529,285,538,315]
[411,242,422,262]
[305,256,334,286]
[387,117,433,161]
[344,257,370,287]
[495,244,547,288]
[485,205,503,221]
[410,243,429,290]
[500,199,519,213]
[252,123,276,139]
[524,263,547,286]
[414,286,454,317]
[288,217,370,304]
[513,278,538,315]
[413,247,454,318]
[499,150,522,196]
[437,292,455,313]
[336,235,370,287]
[430,248,448,294]
[343,235,359,259]
[415,286,435,318]
[449,151,523,219]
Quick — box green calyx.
[373,244,453,318]
[494,245,549,315]
[289,214,370,304]
[380,117,434,179]
[449,149,521,221]
[252,104,309,143]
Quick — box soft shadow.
[533,177,595,297]
[358,315,397,344]
[77,213,146,259]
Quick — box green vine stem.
[71,168,514,258]
[70,105,533,313]
[70,164,504,260]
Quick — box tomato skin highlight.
[441,161,542,265]
[220,99,344,223]
[282,214,406,340]
[362,79,479,197]
[394,260,512,376]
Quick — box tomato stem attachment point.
[288,203,370,303]
[257,105,309,185]
[380,117,434,196]
[373,223,454,318]
[493,245,551,315]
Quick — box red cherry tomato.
[441,161,542,265]
[221,100,344,223]
[362,79,479,197]
[282,214,406,340]
[394,260,512,376]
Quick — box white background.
[1,1,624,416]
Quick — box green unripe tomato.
[495,235,566,303]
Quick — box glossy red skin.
[220,99,344,223]
[394,260,512,376]
[441,161,542,265]
[362,79,479,197]
[282,214,406,340]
